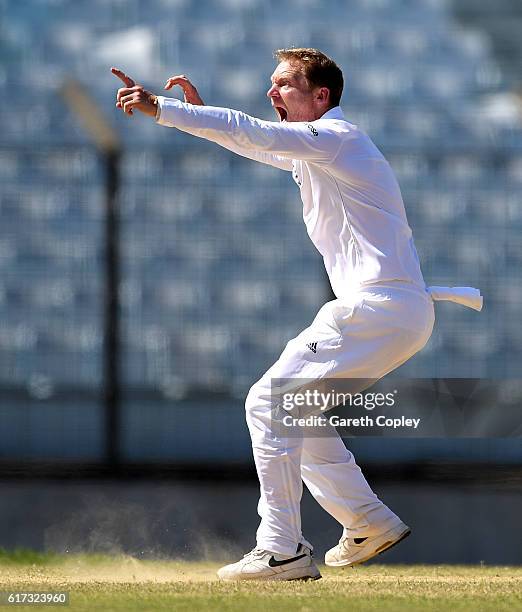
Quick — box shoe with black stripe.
[325,521,411,567]
[217,544,321,581]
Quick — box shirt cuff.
[155,95,166,123]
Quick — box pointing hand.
[111,67,157,117]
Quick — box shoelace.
[340,535,367,550]
[242,547,266,560]
[243,545,312,560]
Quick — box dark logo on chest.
[306,342,318,354]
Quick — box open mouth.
[275,106,288,122]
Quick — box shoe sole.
[262,565,322,581]
[325,526,411,568]
[218,564,322,582]
[285,573,322,582]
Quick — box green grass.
[0,550,520,611]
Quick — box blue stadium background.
[1,0,521,467]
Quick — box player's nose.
[266,84,278,98]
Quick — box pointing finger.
[111,67,136,87]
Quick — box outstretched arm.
[111,68,292,171]
[154,96,342,165]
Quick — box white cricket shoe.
[325,521,411,567]
[217,544,321,581]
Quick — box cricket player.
[112,48,482,581]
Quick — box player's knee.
[245,382,272,432]
[245,384,260,423]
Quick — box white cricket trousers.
[245,282,435,556]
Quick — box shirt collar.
[319,106,344,120]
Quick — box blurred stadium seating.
[0,0,521,463]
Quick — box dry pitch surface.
[0,551,520,611]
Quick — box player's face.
[267,61,320,122]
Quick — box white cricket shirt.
[156,98,482,310]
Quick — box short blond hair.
[274,48,344,107]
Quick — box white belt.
[427,286,483,311]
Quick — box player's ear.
[316,87,330,104]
